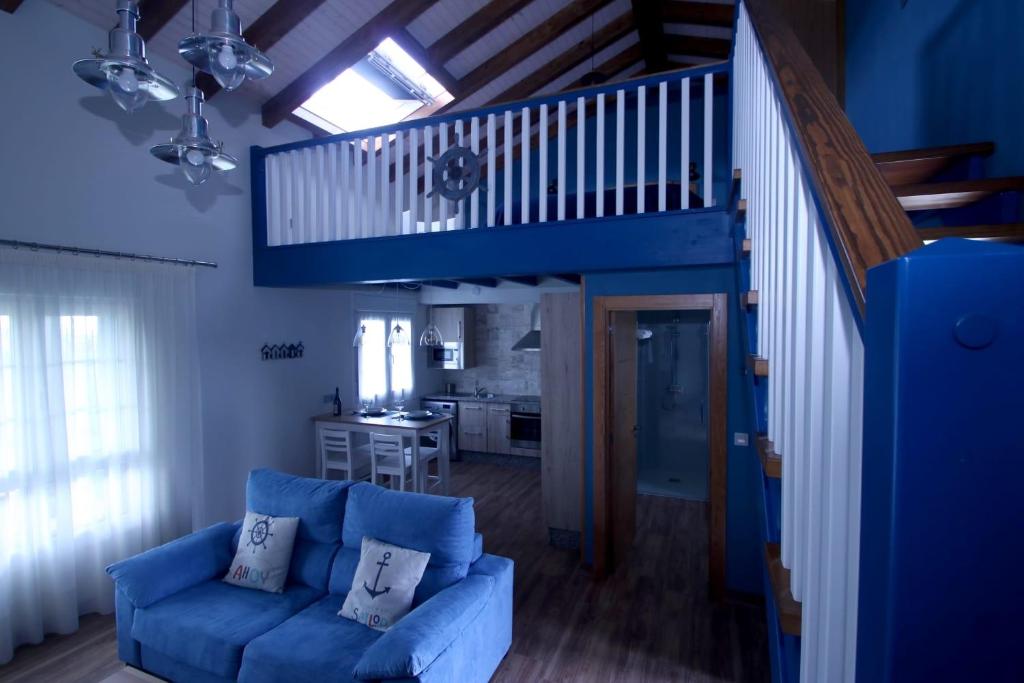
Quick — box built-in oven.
[428,343,464,370]
[510,397,541,451]
[421,399,459,459]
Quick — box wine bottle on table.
[332,387,342,416]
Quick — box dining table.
[312,411,453,495]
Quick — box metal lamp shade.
[150,86,238,182]
[73,0,179,111]
[178,0,273,91]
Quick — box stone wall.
[441,303,540,396]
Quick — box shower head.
[637,328,654,340]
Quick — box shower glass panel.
[635,310,709,500]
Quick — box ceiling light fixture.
[72,0,179,113]
[150,85,238,186]
[387,322,410,348]
[178,0,274,92]
[419,308,444,348]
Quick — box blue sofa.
[107,469,514,682]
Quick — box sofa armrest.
[353,574,496,680]
[106,521,239,608]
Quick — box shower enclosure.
[635,310,710,500]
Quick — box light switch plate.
[734,432,749,446]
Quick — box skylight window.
[294,38,453,135]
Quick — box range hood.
[512,304,541,351]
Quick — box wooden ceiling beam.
[503,276,540,287]
[136,0,189,41]
[661,1,735,28]
[1,0,26,13]
[261,0,440,129]
[456,0,615,97]
[461,278,500,288]
[427,0,535,66]
[630,0,669,72]
[663,34,732,60]
[564,43,644,90]
[490,11,635,106]
[199,0,329,99]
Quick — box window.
[356,313,413,407]
[294,38,453,135]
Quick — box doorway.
[636,310,710,501]
[592,294,727,598]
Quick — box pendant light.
[352,324,367,347]
[387,322,410,348]
[178,0,274,92]
[419,307,444,348]
[150,84,238,185]
[73,0,179,113]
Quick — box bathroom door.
[674,320,710,500]
[609,310,637,569]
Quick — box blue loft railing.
[250,62,730,251]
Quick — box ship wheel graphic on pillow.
[246,515,274,553]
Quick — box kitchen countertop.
[422,393,537,404]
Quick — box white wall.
[0,1,358,526]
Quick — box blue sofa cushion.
[246,469,353,591]
[238,594,382,683]
[333,483,476,603]
[131,579,321,679]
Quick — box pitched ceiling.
[48,0,735,132]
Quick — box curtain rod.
[0,239,218,269]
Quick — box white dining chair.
[406,436,441,493]
[369,433,414,491]
[319,426,371,481]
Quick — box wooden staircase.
[871,142,1024,243]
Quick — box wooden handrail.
[743,0,921,318]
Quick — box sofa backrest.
[330,482,476,604]
[245,468,353,592]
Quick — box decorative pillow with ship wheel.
[339,537,431,631]
[223,511,299,593]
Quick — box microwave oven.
[428,342,464,370]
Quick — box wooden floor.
[0,461,768,682]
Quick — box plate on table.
[403,410,435,420]
[360,408,388,417]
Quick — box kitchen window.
[356,313,412,406]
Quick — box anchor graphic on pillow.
[363,551,392,599]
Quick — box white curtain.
[0,249,201,664]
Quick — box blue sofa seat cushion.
[245,469,354,591]
[333,483,475,604]
[238,594,382,683]
[131,579,321,679]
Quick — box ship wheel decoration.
[427,144,486,202]
[246,515,274,553]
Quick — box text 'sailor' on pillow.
[339,537,430,631]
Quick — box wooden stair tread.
[746,354,768,377]
[741,238,752,257]
[873,142,994,186]
[742,290,759,308]
[757,436,781,479]
[765,542,801,636]
[893,177,1024,211]
[918,224,1024,243]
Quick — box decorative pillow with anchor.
[339,537,431,631]
[222,511,299,593]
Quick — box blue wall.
[846,0,1024,177]
[582,267,763,595]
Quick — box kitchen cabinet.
[458,401,487,452]
[541,292,582,535]
[433,306,475,342]
[486,404,512,455]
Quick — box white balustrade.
[734,5,864,682]
[262,67,726,246]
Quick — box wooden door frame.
[592,293,728,599]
